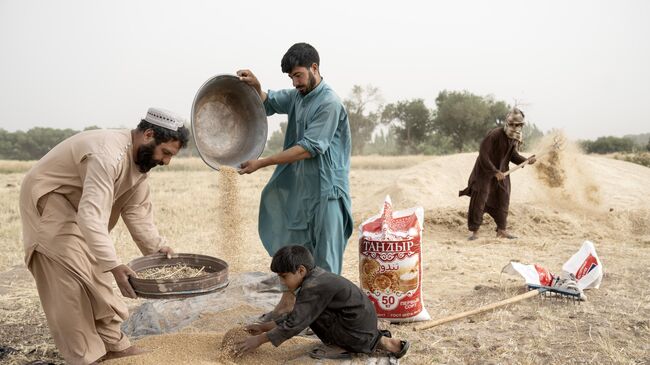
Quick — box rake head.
[549,134,566,151]
[527,133,566,163]
[527,283,585,302]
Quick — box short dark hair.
[137,120,190,148]
[270,245,315,273]
[281,43,320,74]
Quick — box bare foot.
[97,346,148,363]
[468,231,479,241]
[378,336,402,353]
[378,337,410,359]
[496,230,517,239]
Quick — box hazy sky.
[1,0,649,140]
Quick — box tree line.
[579,135,650,154]
[269,86,650,156]
[1,86,647,160]
[0,127,93,160]
[0,126,198,160]
[267,86,544,156]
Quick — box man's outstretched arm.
[239,145,311,175]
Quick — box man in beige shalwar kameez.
[19,108,190,365]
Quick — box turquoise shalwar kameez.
[258,81,352,274]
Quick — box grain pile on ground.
[2,153,650,364]
[217,166,245,271]
[102,332,318,365]
[137,263,207,280]
[218,326,250,361]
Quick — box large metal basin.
[128,253,229,299]
[191,74,267,170]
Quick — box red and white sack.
[503,240,603,290]
[358,196,430,322]
[562,240,603,290]
[502,262,555,286]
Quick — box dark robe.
[459,128,528,231]
[266,267,382,354]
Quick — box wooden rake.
[414,284,582,331]
[504,134,565,177]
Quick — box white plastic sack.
[503,240,603,291]
[562,240,603,290]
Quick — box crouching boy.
[235,245,409,360]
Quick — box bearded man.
[237,42,352,319]
[19,108,189,364]
[459,108,536,240]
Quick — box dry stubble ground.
[0,154,649,364]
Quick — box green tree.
[433,91,509,152]
[364,129,399,155]
[0,129,15,159]
[263,121,287,156]
[521,122,544,151]
[419,133,456,155]
[344,85,383,155]
[381,99,434,154]
[647,138,650,152]
[581,136,636,154]
[6,128,77,160]
[487,98,511,127]
[0,127,87,160]
[622,132,650,149]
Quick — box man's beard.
[135,142,163,173]
[298,71,318,95]
[504,124,523,142]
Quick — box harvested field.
[1,152,649,364]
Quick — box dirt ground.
[1,145,649,364]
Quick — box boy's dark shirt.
[266,267,381,353]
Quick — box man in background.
[460,107,536,240]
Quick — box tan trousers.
[26,193,130,365]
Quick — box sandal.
[308,347,352,360]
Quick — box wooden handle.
[503,151,545,177]
[414,289,540,331]
[503,159,530,177]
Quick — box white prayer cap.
[144,107,186,131]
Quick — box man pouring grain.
[459,107,536,240]
[237,43,353,319]
[19,108,189,364]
